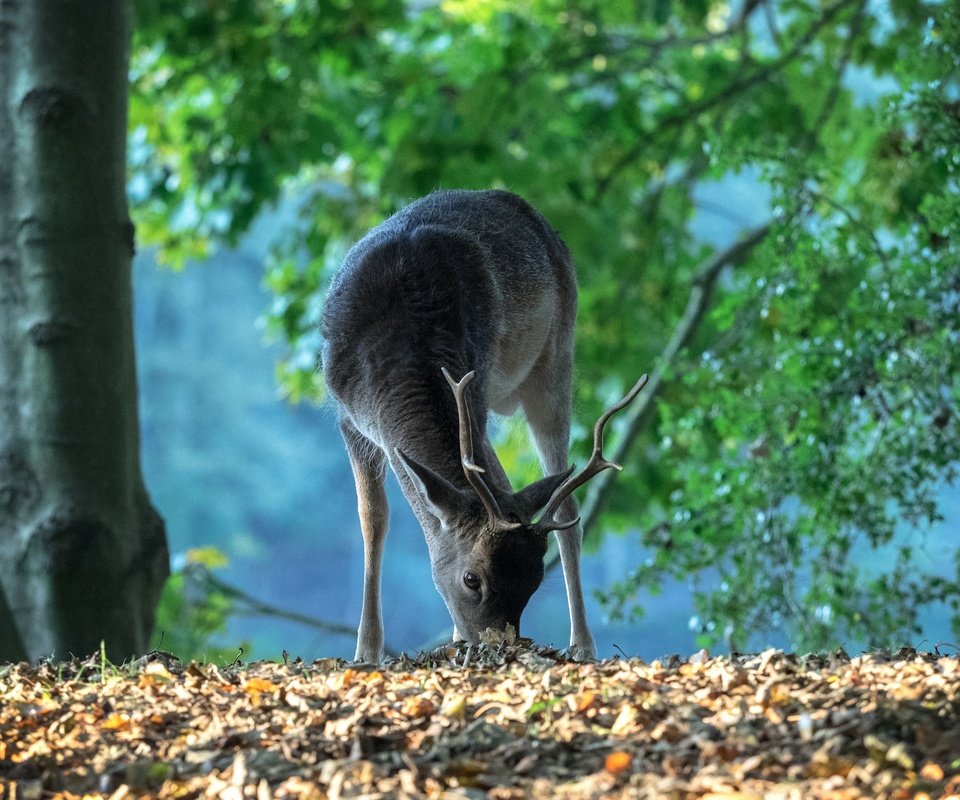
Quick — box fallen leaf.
[102,712,131,731]
[575,690,597,712]
[401,696,435,719]
[2,644,957,800]
[610,704,640,735]
[244,677,279,694]
[605,750,632,774]
[440,694,467,718]
[480,624,517,646]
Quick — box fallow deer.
[321,189,646,662]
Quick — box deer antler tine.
[442,367,519,530]
[442,368,481,471]
[550,515,581,532]
[534,373,649,533]
[591,373,649,445]
[441,366,466,391]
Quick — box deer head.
[395,368,648,644]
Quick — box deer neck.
[373,366,505,492]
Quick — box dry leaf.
[575,690,597,712]
[244,677,279,694]
[401,696,435,719]
[604,750,632,774]
[920,762,945,781]
[440,694,467,718]
[101,712,131,731]
[610,704,639,735]
[1,645,956,800]
[479,624,517,646]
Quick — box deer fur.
[322,189,626,662]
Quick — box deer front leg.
[553,503,597,660]
[522,390,598,661]
[341,421,389,663]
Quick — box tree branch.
[194,567,401,659]
[806,0,868,145]
[762,0,784,48]
[545,223,771,575]
[595,0,859,196]
[582,0,763,67]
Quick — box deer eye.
[463,572,481,592]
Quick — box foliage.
[154,548,248,663]
[132,0,960,651]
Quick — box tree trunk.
[0,0,169,661]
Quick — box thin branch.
[685,0,856,120]
[545,223,771,575]
[803,184,890,270]
[762,0,783,48]
[694,197,757,227]
[193,567,401,658]
[595,0,858,196]
[806,0,868,145]
[559,2,762,74]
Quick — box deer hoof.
[354,633,384,664]
[353,649,383,665]
[567,641,598,662]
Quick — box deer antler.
[442,368,521,531]
[533,373,649,534]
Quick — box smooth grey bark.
[0,0,169,661]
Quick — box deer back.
[322,190,576,468]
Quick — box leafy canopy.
[132,0,960,651]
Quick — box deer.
[320,189,647,663]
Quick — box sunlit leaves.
[602,41,960,649]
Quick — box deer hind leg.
[520,366,598,661]
[340,419,389,663]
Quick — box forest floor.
[1,637,959,800]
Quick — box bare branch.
[762,0,783,47]
[198,567,402,658]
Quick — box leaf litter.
[1,638,959,799]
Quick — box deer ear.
[395,448,469,521]
[512,465,576,521]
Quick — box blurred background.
[129,0,960,661]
